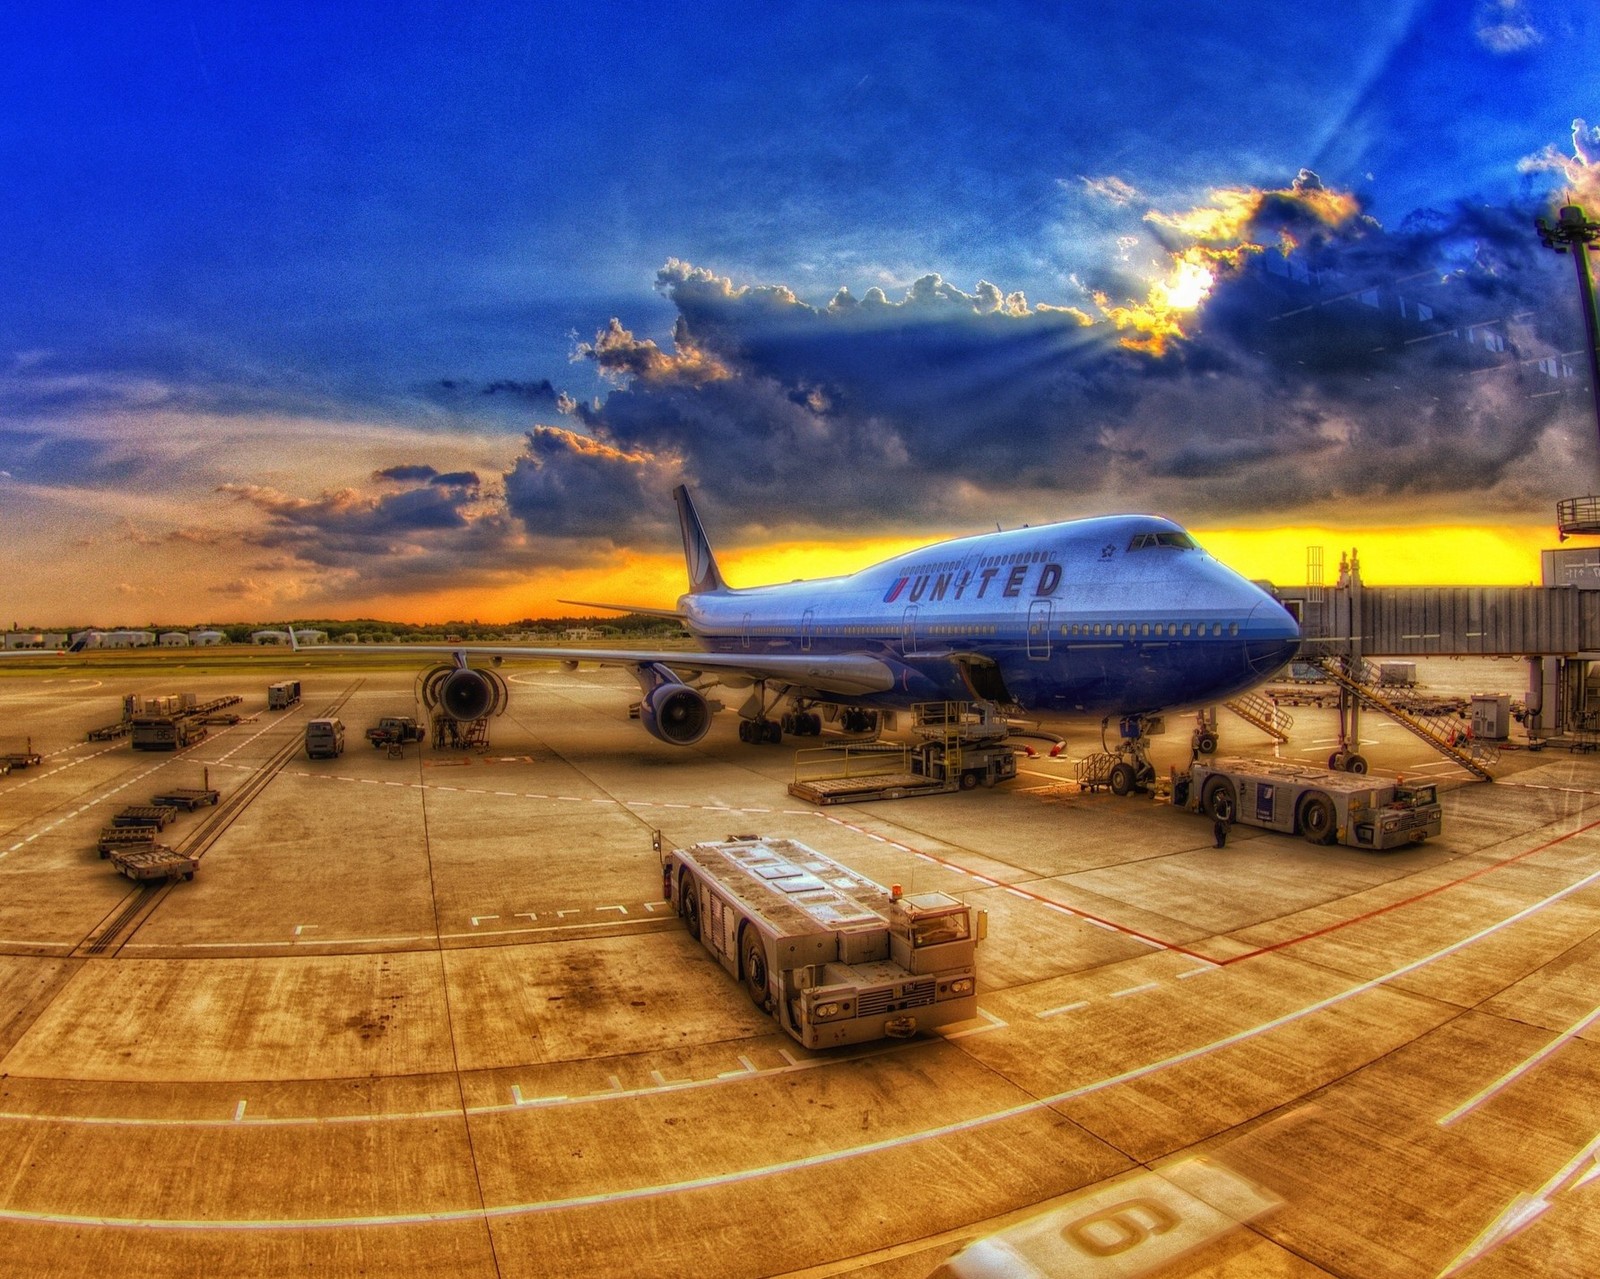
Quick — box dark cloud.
[375,463,440,483]
[507,194,1585,540]
[502,425,681,541]
[428,377,565,405]
[217,472,518,592]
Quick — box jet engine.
[640,682,711,745]
[419,663,509,722]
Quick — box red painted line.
[817,809,1600,971]
[1216,815,1600,966]
[817,812,1214,961]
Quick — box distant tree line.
[34,615,687,642]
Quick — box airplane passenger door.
[741,612,752,650]
[901,606,918,655]
[801,609,814,653]
[1027,600,1053,660]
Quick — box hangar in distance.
[376,486,1302,756]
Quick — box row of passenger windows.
[1064,621,1238,638]
[737,620,1239,639]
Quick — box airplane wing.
[362,644,896,698]
[555,599,688,621]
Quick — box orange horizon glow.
[325,523,1556,625]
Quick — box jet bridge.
[1275,551,1600,765]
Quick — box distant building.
[101,630,155,648]
[252,630,291,645]
[3,632,45,650]
[189,630,225,646]
[159,632,190,647]
[70,630,103,649]
[292,629,328,645]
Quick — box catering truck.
[661,834,984,1048]
[1181,756,1442,849]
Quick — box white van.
[305,717,345,759]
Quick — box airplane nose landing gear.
[1103,714,1161,795]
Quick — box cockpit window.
[1127,531,1198,551]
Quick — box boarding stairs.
[1309,657,1496,781]
[1223,692,1293,744]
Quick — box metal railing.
[1558,496,1600,538]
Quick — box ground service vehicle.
[267,680,302,710]
[1183,756,1442,849]
[130,714,208,751]
[305,718,345,759]
[662,834,984,1048]
[366,716,425,748]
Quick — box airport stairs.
[1224,692,1293,744]
[1308,657,1497,781]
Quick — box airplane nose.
[1245,600,1300,677]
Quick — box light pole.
[1537,204,1600,449]
[1536,205,1600,536]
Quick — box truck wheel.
[1298,792,1337,844]
[960,769,980,790]
[680,875,700,940]
[741,929,768,1008]
[1202,777,1237,822]
[1108,762,1137,796]
[1345,754,1368,774]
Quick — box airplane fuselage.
[679,514,1299,719]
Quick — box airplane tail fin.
[673,485,727,595]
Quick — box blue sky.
[1,1,1597,621]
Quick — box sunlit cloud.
[1519,116,1600,209]
[1094,169,1364,354]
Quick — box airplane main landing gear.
[738,719,782,745]
[839,708,879,735]
[780,709,823,736]
[1191,708,1218,757]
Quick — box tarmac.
[1,651,1598,1277]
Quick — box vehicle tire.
[1196,732,1217,755]
[1328,751,1346,771]
[1299,792,1337,845]
[805,712,822,736]
[1202,776,1237,823]
[742,929,768,1008]
[1346,754,1368,774]
[763,720,782,745]
[780,713,795,735]
[960,769,980,790]
[680,875,700,940]
[1109,762,1137,796]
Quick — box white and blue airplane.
[406,487,1301,765]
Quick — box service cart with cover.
[662,834,984,1048]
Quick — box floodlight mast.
[1536,204,1600,537]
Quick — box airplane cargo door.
[1027,600,1052,660]
[901,606,918,655]
[801,609,815,653]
